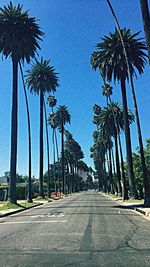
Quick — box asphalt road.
[0,191,150,267]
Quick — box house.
[0,172,10,184]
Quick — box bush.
[16,184,26,200]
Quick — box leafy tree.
[26,58,59,197]
[127,139,150,199]
[0,2,43,203]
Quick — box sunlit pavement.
[0,191,150,266]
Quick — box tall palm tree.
[43,99,51,198]
[47,95,58,192]
[102,83,113,106]
[47,95,57,112]
[91,28,148,199]
[0,2,43,203]
[19,63,32,203]
[48,112,58,192]
[140,0,150,62]
[26,58,59,198]
[56,105,71,194]
[105,0,150,206]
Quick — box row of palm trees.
[0,2,88,204]
[91,95,134,199]
[90,18,150,205]
[45,129,89,194]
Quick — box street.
[0,191,150,266]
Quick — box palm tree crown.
[102,83,113,98]
[99,102,134,136]
[47,95,57,108]
[0,1,43,62]
[91,28,147,81]
[56,105,71,127]
[26,58,59,93]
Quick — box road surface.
[0,191,150,266]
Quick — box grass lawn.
[122,199,144,204]
[0,201,41,211]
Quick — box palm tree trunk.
[19,62,32,203]
[108,139,113,186]
[121,78,138,198]
[118,135,129,200]
[140,0,150,62]
[130,76,150,206]
[54,129,60,192]
[43,99,51,198]
[39,91,44,197]
[61,123,65,194]
[8,57,18,204]
[114,132,122,196]
[111,148,117,194]
[52,129,57,192]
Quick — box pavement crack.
[116,212,139,251]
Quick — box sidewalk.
[101,192,150,217]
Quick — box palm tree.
[47,95,57,112]
[47,95,58,192]
[48,112,58,192]
[91,28,148,199]
[56,105,71,194]
[0,2,43,203]
[102,83,112,106]
[26,58,59,198]
[19,63,32,202]
[140,0,150,62]
[43,99,51,198]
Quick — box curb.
[99,192,150,217]
[134,207,150,217]
[0,202,43,218]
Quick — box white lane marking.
[0,220,68,224]
[31,212,65,218]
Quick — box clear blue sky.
[0,0,150,178]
